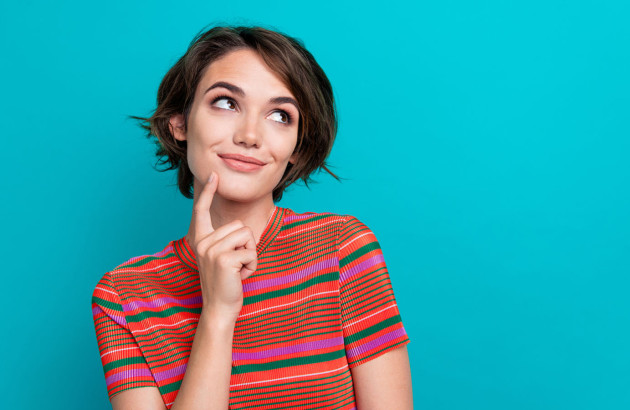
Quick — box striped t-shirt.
[92,205,410,409]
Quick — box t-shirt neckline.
[173,205,285,272]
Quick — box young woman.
[92,25,412,410]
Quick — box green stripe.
[145,346,191,365]
[126,306,201,323]
[119,275,200,300]
[137,338,193,361]
[93,296,122,312]
[232,348,346,375]
[339,241,381,268]
[104,356,148,373]
[117,253,173,269]
[342,278,392,310]
[233,329,339,353]
[338,217,364,241]
[345,295,396,324]
[238,297,336,327]
[243,272,337,306]
[179,239,195,264]
[230,370,352,395]
[283,214,331,230]
[160,379,182,395]
[258,244,337,270]
[340,268,388,301]
[343,314,402,345]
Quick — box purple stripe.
[346,327,408,359]
[127,245,174,263]
[122,295,202,312]
[92,305,103,316]
[339,254,384,284]
[243,257,337,292]
[153,363,187,382]
[106,368,153,385]
[232,336,344,361]
[93,305,128,327]
[283,213,318,222]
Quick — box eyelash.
[210,94,294,125]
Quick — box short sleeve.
[92,272,157,399]
[337,215,410,368]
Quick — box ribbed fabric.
[92,206,410,409]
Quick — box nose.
[234,110,262,148]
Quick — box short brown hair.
[130,24,340,202]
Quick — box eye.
[211,95,237,111]
[268,110,293,125]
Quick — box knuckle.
[205,244,216,259]
[216,253,229,266]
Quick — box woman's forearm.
[170,311,236,410]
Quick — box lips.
[218,153,266,165]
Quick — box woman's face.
[170,48,300,203]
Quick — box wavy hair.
[130,24,341,202]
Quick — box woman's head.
[132,25,339,203]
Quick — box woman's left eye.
[269,111,291,124]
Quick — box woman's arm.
[111,311,236,410]
[350,345,413,409]
[111,387,166,410]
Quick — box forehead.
[197,48,293,97]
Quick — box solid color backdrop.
[0,1,628,409]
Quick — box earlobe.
[169,114,187,142]
[289,152,298,165]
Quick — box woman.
[92,25,412,410]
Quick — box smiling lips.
[219,153,266,172]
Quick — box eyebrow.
[204,81,300,112]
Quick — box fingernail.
[208,172,214,183]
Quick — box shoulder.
[282,208,370,226]
[91,239,178,303]
[280,207,377,248]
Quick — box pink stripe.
[93,305,127,327]
[346,327,408,359]
[243,257,337,292]
[232,335,344,361]
[153,363,187,382]
[106,368,153,385]
[339,254,384,284]
[122,295,202,312]
[283,213,316,222]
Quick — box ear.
[169,113,187,142]
[289,152,299,165]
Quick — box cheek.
[279,130,299,157]
[275,142,298,163]
[184,138,217,178]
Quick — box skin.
[170,47,300,245]
[110,48,413,409]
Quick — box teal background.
[1,0,628,409]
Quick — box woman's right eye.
[213,96,237,111]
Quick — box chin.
[216,185,263,203]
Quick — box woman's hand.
[187,171,258,321]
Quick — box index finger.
[193,171,218,238]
